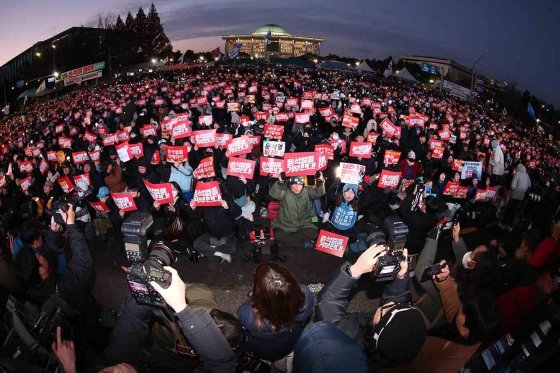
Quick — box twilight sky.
[1,0,558,106]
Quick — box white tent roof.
[393,67,418,83]
[356,61,375,74]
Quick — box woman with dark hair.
[237,262,314,361]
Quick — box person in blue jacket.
[325,183,362,254]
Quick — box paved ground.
[92,224,504,315]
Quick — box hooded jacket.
[489,141,504,176]
[331,184,358,231]
[510,164,531,201]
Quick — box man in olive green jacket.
[269,171,325,249]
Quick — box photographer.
[399,185,440,255]
[315,245,426,369]
[104,266,238,373]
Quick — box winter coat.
[269,179,325,233]
[510,164,531,200]
[331,184,358,231]
[188,198,242,239]
[169,163,194,193]
[489,145,505,176]
[399,194,439,255]
[104,163,127,193]
[237,285,314,361]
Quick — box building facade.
[222,24,324,59]
[401,55,474,88]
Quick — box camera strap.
[152,309,198,358]
[372,304,414,348]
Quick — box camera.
[365,216,409,282]
[52,200,71,226]
[126,240,175,307]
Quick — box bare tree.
[96,12,118,29]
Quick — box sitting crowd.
[0,63,559,372]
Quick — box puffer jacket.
[270,179,325,233]
[331,184,358,231]
[510,163,531,200]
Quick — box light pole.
[52,45,56,74]
[470,51,487,93]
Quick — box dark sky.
[1,0,558,106]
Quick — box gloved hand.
[279,172,286,182]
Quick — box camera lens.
[149,241,175,266]
[366,228,386,248]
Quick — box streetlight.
[355,61,360,66]
[429,79,434,83]
[51,44,56,49]
[313,59,318,63]
[35,52,41,57]
[470,51,488,93]
[199,56,204,61]
[53,71,59,78]
[170,58,174,62]
[151,58,157,64]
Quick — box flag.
[162,57,169,64]
[211,47,220,59]
[383,60,393,78]
[229,43,243,59]
[177,54,184,64]
[527,102,536,120]
[36,80,46,94]
[23,95,28,106]
[502,107,507,116]
[137,46,143,53]
[265,29,272,45]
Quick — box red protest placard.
[199,115,213,126]
[438,130,451,141]
[263,141,286,157]
[429,139,443,151]
[88,201,110,214]
[88,150,101,163]
[215,133,233,148]
[72,151,89,164]
[378,170,402,189]
[59,137,73,149]
[165,145,189,162]
[330,139,346,154]
[191,129,216,148]
[295,112,311,124]
[432,146,445,159]
[301,100,314,110]
[39,158,49,175]
[366,132,379,144]
[284,152,319,176]
[193,156,215,179]
[315,144,334,161]
[264,124,284,140]
[260,157,284,177]
[117,130,130,143]
[73,173,91,188]
[193,181,223,207]
[452,159,463,171]
[115,142,132,163]
[275,113,289,122]
[47,151,58,162]
[380,118,401,139]
[315,230,348,258]
[129,143,144,159]
[349,142,372,159]
[172,120,191,140]
[19,177,32,192]
[342,115,359,129]
[226,136,252,157]
[455,185,470,199]
[19,161,32,173]
[58,176,75,193]
[84,131,97,143]
[319,106,334,118]
[227,157,256,179]
[338,162,365,184]
[102,134,118,146]
[247,135,261,147]
[443,182,460,196]
[144,180,174,204]
[111,192,138,212]
[383,150,401,166]
[286,97,299,107]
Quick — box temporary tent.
[393,67,418,83]
[17,87,53,99]
[356,61,376,74]
[317,60,356,72]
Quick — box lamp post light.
[151,58,157,64]
[470,51,487,93]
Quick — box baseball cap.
[97,186,110,198]
[288,176,304,185]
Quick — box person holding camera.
[315,244,427,369]
[269,171,326,249]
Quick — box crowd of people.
[1,63,560,372]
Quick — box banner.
[275,113,289,122]
[460,161,482,179]
[443,182,460,196]
[191,129,216,148]
[19,177,32,192]
[295,112,311,124]
[73,173,91,188]
[84,131,97,143]
[315,230,348,258]
[227,157,256,179]
[378,170,402,189]
[193,181,223,207]
[452,159,463,171]
[342,115,359,129]
[88,201,110,214]
[432,146,445,159]
[39,158,49,175]
[319,106,335,118]
[338,162,365,184]
[263,141,286,157]
[144,180,174,204]
[429,139,444,151]
[64,69,103,86]
[226,136,252,157]
[474,188,497,202]
[111,192,138,212]
[61,61,104,80]
[59,137,72,149]
[263,124,284,139]
[366,132,379,144]
[165,145,189,162]
[58,176,75,193]
[19,161,32,173]
[284,152,319,176]
[383,150,401,166]
[260,157,284,177]
[193,156,215,179]
[349,142,372,158]
[171,120,191,140]
[199,115,213,126]
[227,102,239,112]
[380,118,400,139]
[88,150,101,163]
[102,134,118,146]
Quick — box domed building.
[222,24,324,59]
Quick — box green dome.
[252,24,290,36]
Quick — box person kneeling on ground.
[269,171,326,249]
